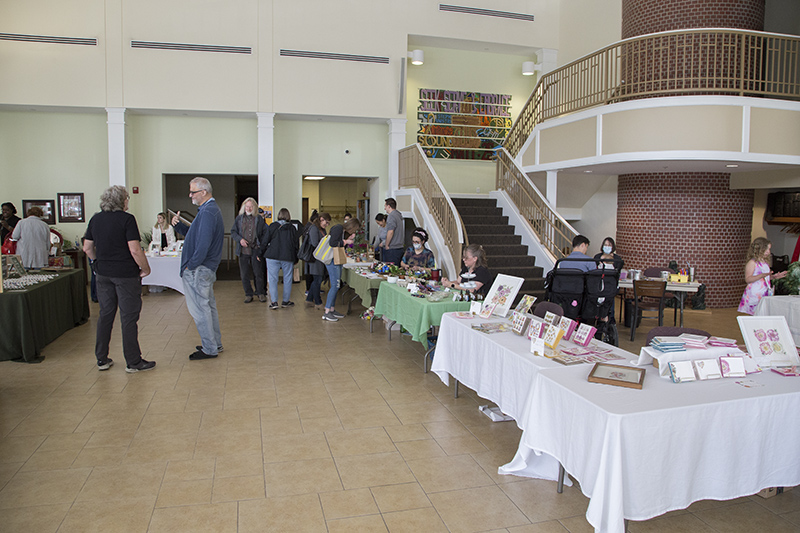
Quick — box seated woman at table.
[739,237,786,315]
[152,212,176,251]
[594,236,623,270]
[400,227,436,272]
[442,243,492,296]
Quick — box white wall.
[571,176,618,255]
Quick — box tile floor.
[1,280,798,532]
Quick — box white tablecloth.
[754,296,800,347]
[141,255,183,294]
[517,366,800,533]
[635,345,745,377]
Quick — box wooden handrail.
[398,145,466,269]
[504,29,800,157]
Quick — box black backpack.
[298,228,315,262]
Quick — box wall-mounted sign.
[417,88,512,160]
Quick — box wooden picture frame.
[57,193,85,223]
[22,199,56,225]
[588,362,646,389]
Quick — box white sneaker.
[322,312,339,322]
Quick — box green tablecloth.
[342,267,383,307]
[0,269,90,362]
[374,282,470,343]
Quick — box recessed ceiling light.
[584,170,592,173]
[726,164,739,168]
[304,176,325,180]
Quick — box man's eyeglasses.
[188,190,203,196]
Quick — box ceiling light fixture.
[726,164,739,168]
[408,49,424,65]
[304,176,325,181]
[522,61,536,76]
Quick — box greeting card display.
[719,356,747,378]
[514,294,537,314]
[668,360,697,383]
[526,320,546,340]
[530,335,546,356]
[542,324,565,350]
[557,316,577,341]
[543,311,560,325]
[510,311,532,336]
[572,323,597,347]
[478,301,497,319]
[771,366,800,377]
[482,274,524,318]
[693,358,722,380]
[737,316,799,367]
[553,354,586,365]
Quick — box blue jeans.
[382,247,404,265]
[182,266,221,355]
[324,262,341,309]
[267,259,294,303]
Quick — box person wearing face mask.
[442,244,492,296]
[400,227,436,272]
[594,236,623,270]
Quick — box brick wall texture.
[622,0,765,39]
[616,173,754,308]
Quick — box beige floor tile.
[751,488,800,514]
[335,452,416,490]
[325,427,397,457]
[262,417,304,435]
[429,485,531,533]
[124,432,197,463]
[194,430,262,457]
[19,447,81,471]
[0,435,47,464]
[389,402,457,425]
[0,462,22,488]
[500,479,590,523]
[556,514,603,533]
[199,408,261,434]
[263,433,332,462]
[691,500,800,532]
[223,388,278,410]
[406,454,494,493]
[215,453,263,478]
[238,493,327,532]
[371,482,432,513]
[76,463,165,503]
[508,520,571,532]
[72,445,128,468]
[627,512,717,532]
[37,431,93,451]
[149,502,238,532]
[84,428,136,448]
[164,457,216,482]
[383,507,449,532]
[436,434,488,455]
[138,411,202,435]
[156,478,213,507]
[301,415,344,433]
[260,405,300,421]
[395,438,447,460]
[327,513,389,532]
[320,487,380,520]
[423,419,472,439]
[0,468,92,508]
[212,474,265,502]
[384,424,432,442]
[1,503,71,533]
[264,458,343,497]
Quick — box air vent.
[131,40,251,54]
[0,32,96,46]
[439,4,534,21]
[280,49,389,64]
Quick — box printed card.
[668,360,697,383]
[514,294,537,314]
[510,311,531,336]
[479,301,496,319]
[692,359,722,380]
[542,324,565,350]
[526,320,546,340]
[469,301,482,315]
[557,316,577,341]
[543,311,560,325]
[572,323,597,347]
[719,356,747,378]
[531,335,546,356]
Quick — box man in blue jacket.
[172,177,224,360]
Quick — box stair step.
[452,198,498,207]
[495,266,544,279]
[489,255,536,268]
[460,215,508,226]
[481,243,528,255]
[464,225,516,235]
[457,206,504,217]
[469,234,522,246]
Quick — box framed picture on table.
[588,362,646,389]
[737,315,799,367]
[483,274,524,318]
[22,199,56,225]
[57,193,85,223]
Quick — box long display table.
[373,282,469,343]
[141,255,183,294]
[0,269,90,362]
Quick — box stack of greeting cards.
[707,336,738,348]
[471,323,512,334]
[678,333,709,349]
[649,336,686,353]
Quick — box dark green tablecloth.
[0,269,90,362]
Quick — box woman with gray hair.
[83,185,155,373]
[11,206,50,268]
[231,197,268,302]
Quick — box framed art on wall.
[22,199,56,225]
[57,193,85,223]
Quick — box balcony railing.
[504,29,800,157]
[495,148,577,260]
[399,144,466,269]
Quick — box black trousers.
[238,253,266,296]
[95,274,143,366]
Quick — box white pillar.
[257,112,275,208]
[106,107,126,187]
[546,170,558,207]
[538,48,558,75]
[387,118,407,195]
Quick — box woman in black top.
[321,215,360,322]
[304,213,328,308]
[263,208,299,309]
[593,236,623,270]
[1,202,21,244]
[443,243,492,296]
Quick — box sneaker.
[244,296,253,303]
[305,300,315,307]
[189,350,218,361]
[330,310,345,319]
[196,345,224,353]
[322,312,339,322]
[281,301,295,308]
[125,359,156,373]
[258,295,267,303]
[97,358,113,371]
[269,302,279,310]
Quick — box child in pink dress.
[738,238,786,315]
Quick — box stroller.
[544,258,621,346]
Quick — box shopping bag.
[313,235,333,264]
[293,265,301,282]
[2,234,16,255]
[333,246,347,265]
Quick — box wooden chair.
[646,326,710,346]
[630,280,667,341]
[643,267,678,326]
[533,301,564,319]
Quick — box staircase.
[452,198,546,302]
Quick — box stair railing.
[504,29,800,158]
[495,148,577,260]
[399,144,466,268]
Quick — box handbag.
[313,234,333,264]
[332,246,348,265]
[2,234,16,255]
[298,229,315,263]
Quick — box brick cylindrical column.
[616,173,754,308]
[622,0,765,39]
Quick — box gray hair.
[239,197,258,215]
[100,185,128,212]
[190,177,212,195]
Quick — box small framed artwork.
[22,199,56,225]
[588,363,646,389]
[510,311,531,336]
[57,193,85,223]
[483,274,524,318]
[737,315,799,367]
